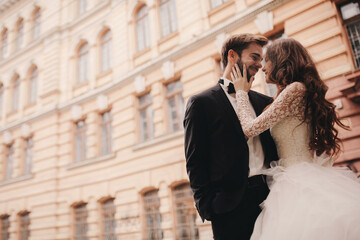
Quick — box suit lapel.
[212,84,244,136]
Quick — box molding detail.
[254,10,274,34]
[215,33,229,54]
[134,75,146,93]
[4,131,12,145]
[21,124,31,138]
[97,94,109,111]
[71,105,83,121]
[161,61,175,80]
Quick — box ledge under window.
[66,152,115,170]
[0,174,33,187]
[133,130,184,151]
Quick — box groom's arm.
[184,96,214,221]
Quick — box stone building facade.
[0,0,359,239]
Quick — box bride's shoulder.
[285,82,306,94]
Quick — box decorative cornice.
[0,0,292,133]
[0,0,22,14]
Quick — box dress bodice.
[270,117,313,167]
[235,82,318,167]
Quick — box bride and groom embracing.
[183,33,360,240]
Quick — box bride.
[231,38,360,240]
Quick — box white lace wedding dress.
[236,82,360,240]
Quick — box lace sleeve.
[236,82,306,138]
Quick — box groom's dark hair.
[221,33,268,68]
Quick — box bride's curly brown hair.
[265,38,348,157]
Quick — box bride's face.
[262,59,273,84]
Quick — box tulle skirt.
[250,159,360,240]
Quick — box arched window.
[29,67,38,104]
[78,43,89,83]
[17,18,24,50]
[143,190,163,240]
[12,75,20,111]
[1,28,8,59]
[173,183,199,240]
[159,0,178,37]
[136,5,150,51]
[101,30,112,73]
[33,8,41,40]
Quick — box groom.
[184,33,278,240]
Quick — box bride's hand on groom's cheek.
[231,63,254,92]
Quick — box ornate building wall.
[0,0,358,239]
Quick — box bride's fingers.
[234,64,241,77]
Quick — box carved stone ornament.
[161,61,175,80]
[71,105,83,121]
[134,75,146,93]
[21,124,31,138]
[215,33,229,53]
[4,131,12,145]
[97,94,109,111]
[254,11,274,34]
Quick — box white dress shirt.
[219,77,265,177]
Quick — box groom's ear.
[228,49,237,65]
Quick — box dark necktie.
[218,79,235,94]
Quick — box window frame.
[18,211,30,240]
[138,92,154,142]
[100,30,112,73]
[101,198,117,240]
[16,18,24,50]
[100,111,113,156]
[0,214,10,240]
[159,0,178,38]
[32,8,41,41]
[73,203,88,240]
[1,28,8,59]
[136,5,151,52]
[143,190,163,240]
[165,80,184,132]
[78,43,89,84]
[29,67,38,104]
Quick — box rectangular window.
[160,0,178,37]
[1,30,7,59]
[101,31,112,73]
[5,145,14,180]
[78,0,87,15]
[29,68,38,104]
[100,111,112,155]
[173,184,199,240]
[19,212,30,240]
[144,190,162,240]
[139,93,154,142]
[1,215,10,240]
[17,20,24,50]
[166,80,184,132]
[78,44,89,83]
[210,0,229,9]
[33,9,41,40]
[24,138,33,175]
[74,203,88,240]
[12,77,20,111]
[102,199,117,240]
[339,1,360,68]
[136,6,150,51]
[75,120,87,162]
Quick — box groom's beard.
[237,59,252,82]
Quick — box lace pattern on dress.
[236,82,306,138]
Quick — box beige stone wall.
[0,0,358,239]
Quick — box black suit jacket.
[184,83,278,221]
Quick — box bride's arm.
[236,82,306,138]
